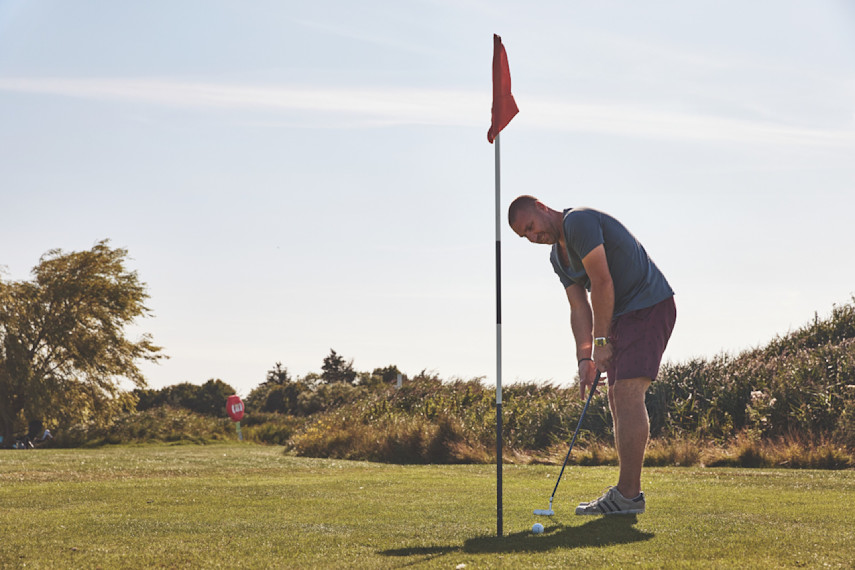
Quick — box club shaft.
[548,372,601,501]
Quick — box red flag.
[487,34,519,143]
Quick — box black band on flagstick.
[496,241,502,324]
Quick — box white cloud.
[527,98,855,147]
[0,77,484,126]
[2,77,853,147]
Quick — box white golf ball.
[531,523,544,534]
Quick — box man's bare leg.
[609,377,651,499]
[608,386,619,461]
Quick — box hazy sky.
[2,0,854,396]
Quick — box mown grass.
[1,444,853,568]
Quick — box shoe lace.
[591,487,616,505]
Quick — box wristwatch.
[594,337,609,347]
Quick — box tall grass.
[282,378,852,469]
[285,377,614,464]
[282,300,855,468]
[52,407,233,446]
[650,299,855,446]
[44,300,855,469]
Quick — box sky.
[1,0,854,396]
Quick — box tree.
[259,383,312,415]
[321,349,356,385]
[192,379,237,417]
[265,362,291,385]
[133,379,237,417]
[245,362,292,412]
[0,240,165,442]
[158,382,200,410]
[373,365,405,384]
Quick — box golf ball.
[531,523,544,534]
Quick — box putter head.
[533,508,554,516]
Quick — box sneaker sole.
[575,509,644,515]
[576,488,646,515]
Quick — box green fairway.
[1,444,853,568]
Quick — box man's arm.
[565,283,598,398]
[581,244,615,372]
[565,283,593,361]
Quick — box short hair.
[508,195,539,227]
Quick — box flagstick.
[494,132,503,538]
[488,32,517,539]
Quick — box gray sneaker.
[575,487,645,515]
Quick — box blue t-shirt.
[550,208,673,317]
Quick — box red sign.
[226,395,244,422]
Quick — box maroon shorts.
[606,296,676,385]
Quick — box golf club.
[533,370,602,516]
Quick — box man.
[508,195,676,515]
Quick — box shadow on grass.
[379,516,653,564]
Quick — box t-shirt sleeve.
[564,210,604,259]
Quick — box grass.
[1,444,853,568]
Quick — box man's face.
[511,204,556,245]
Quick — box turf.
[1,444,852,568]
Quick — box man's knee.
[610,377,651,412]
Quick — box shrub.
[288,410,469,464]
[644,438,702,467]
[46,300,855,469]
[133,380,237,417]
[53,407,233,447]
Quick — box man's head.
[508,195,561,245]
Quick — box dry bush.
[644,438,702,467]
